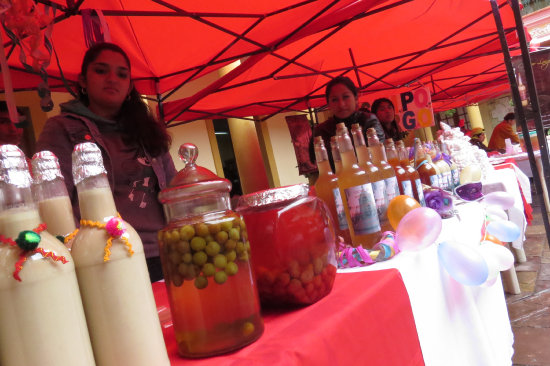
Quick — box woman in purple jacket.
[37,42,177,282]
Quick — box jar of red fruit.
[158,143,263,358]
[236,184,337,306]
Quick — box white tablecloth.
[339,202,514,366]
[483,168,528,249]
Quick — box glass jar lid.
[237,184,309,210]
[159,143,231,204]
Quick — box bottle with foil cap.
[313,136,351,244]
[158,143,263,358]
[413,138,438,187]
[70,142,169,366]
[31,150,76,246]
[0,144,95,366]
[335,123,381,249]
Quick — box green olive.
[214,270,228,284]
[224,239,237,250]
[202,263,216,277]
[215,231,229,244]
[194,276,208,289]
[236,241,245,254]
[242,321,255,336]
[213,254,227,269]
[205,241,221,256]
[182,252,192,264]
[226,261,238,276]
[238,251,249,262]
[208,223,221,234]
[225,250,237,262]
[190,236,206,251]
[176,241,190,254]
[169,251,181,265]
[178,225,194,241]
[220,220,233,232]
[192,251,208,266]
[168,230,181,243]
[172,273,183,287]
[229,228,240,241]
[184,265,197,280]
[195,223,209,237]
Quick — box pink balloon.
[483,192,515,210]
[396,207,442,251]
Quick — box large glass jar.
[158,143,263,358]
[237,184,338,306]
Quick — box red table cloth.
[153,269,425,366]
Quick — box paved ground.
[506,189,550,366]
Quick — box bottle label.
[451,168,459,188]
[344,183,381,235]
[401,180,414,197]
[430,174,439,187]
[444,171,452,191]
[332,188,349,230]
[373,180,388,225]
[386,176,400,199]
[415,178,426,206]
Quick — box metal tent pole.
[490,0,550,249]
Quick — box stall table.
[153,270,425,366]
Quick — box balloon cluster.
[437,191,519,286]
[1,0,53,70]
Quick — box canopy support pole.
[349,48,362,88]
[155,79,165,123]
[490,0,550,249]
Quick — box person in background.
[37,42,177,282]
[469,127,493,153]
[488,112,520,153]
[312,76,384,171]
[371,97,408,142]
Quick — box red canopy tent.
[1,0,521,124]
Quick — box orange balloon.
[387,195,421,230]
[484,234,504,246]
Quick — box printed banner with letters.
[384,87,435,131]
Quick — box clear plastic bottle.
[335,123,381,249]
[432,142,452,191]
[413,138,439,187]
[70,142,169,366]
[313,136,352,244]
[31,151,76,247]
[423,142,442,188]
[330,136,343,175]
[366,128,399,232]
[397,140,425,206]
[441,141,459,189]
[0,145,95,366]
[384,139,414,197]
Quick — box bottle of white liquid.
[0,144,95,366]
[31,150,77,247]
[70,142,169,366]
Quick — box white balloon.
[485,206,508,221]
[479,242,515,271]
[483,192,515,210]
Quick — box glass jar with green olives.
[158,144,263,358]
[237,184,338,307]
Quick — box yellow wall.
[168,120,216,173]
[228,118,269,194]
[264,112,309,187]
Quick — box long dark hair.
[78,42,171,157]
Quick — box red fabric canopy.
[2,0,521,122]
